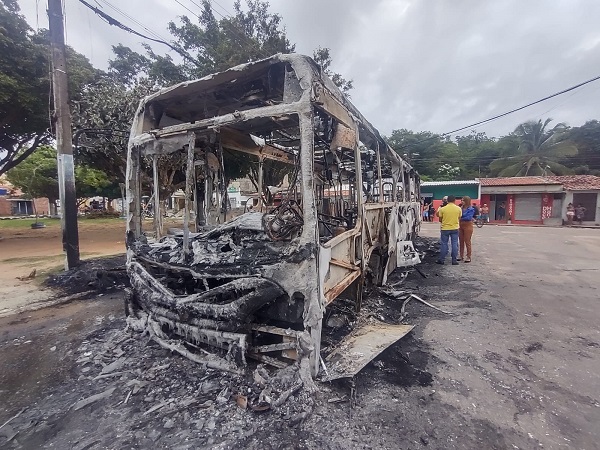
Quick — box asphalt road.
[416,222,600,449]
[0,224,598,449]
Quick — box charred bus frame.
[125,54,421,376]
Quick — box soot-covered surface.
[3,232,598,449]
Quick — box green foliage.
[386,129,469,180]
[6,146,59,202]
[0,0,51,174]
[72,77,154,182]
[75,165,121,201]
[0,1,99,175]
[312,47,353,94]
[6,146,120,205]
[108,0,295,86]
[488,119,577,176]
[560,120,600,176]
[387,118,593,181]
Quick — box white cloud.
[17,0,600,138]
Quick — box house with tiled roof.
[478,175,600,225]
[0,175,51,217]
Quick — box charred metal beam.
[183,132,195,259]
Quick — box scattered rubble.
[45,255,129,296]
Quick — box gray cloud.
[18,0,600,137]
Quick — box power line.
[96,0,168,42]
[395,73,600,151]
[77,0,201,67]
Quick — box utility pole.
[48,0,80,269]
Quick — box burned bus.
[125,54,421,377]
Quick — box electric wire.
[395,73,600,151]
[77,0,599,167]
[77,0,201,67]
[96,0,170,43]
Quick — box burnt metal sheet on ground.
[323,321,414,381]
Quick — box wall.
[563,190,600,224]
[421,184,479,200]
[0,197,51,216]
[480,192,546,225]
[33,198,50,215]
[0,198,11,216]
[481,184,563,195]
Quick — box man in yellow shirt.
[436,195,462,265]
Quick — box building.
[547,176,600,225]
[0,176,52,217]
[479,176,600,225]
[420,180,481,221]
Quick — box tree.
[312,46,353,94]
[455,131,499,178]
[489,119,578,177]
[0,1,99,175]
[0,0,51,175]
[561,120,600,176]
[108,0,295,86]
[72,77,154,183]
[386,129,462,180]
[7,146,120,209]
[6,146,60,206]
[75,165,121,206]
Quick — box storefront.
[479,176,600,225]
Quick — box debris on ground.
[45,255,129,296]
[16,269,36,281]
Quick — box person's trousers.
[459,221,474,259]
[439,229,458,262]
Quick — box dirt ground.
[0,219,126,316]
[0,223,599,449]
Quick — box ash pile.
[45,255,129,296]
[2,324,317,449]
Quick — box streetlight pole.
[48,0,80,269]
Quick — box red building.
[479,176,600,226]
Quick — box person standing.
[481,203,489,222]
[458,196,475,263]
[497,202,506,221]
[566,203,575,226]
[436,195,462,265]
[575,204,586,225]
[428,203,435,222]
[423,204,429,222]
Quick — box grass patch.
[2,254,64,264]
[0,218,60,229]
[0,217,125,229]
[79,217,126,225]
[1,251,101,265]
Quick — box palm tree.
[489,119,578,177]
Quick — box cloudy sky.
[18,0,600,138]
